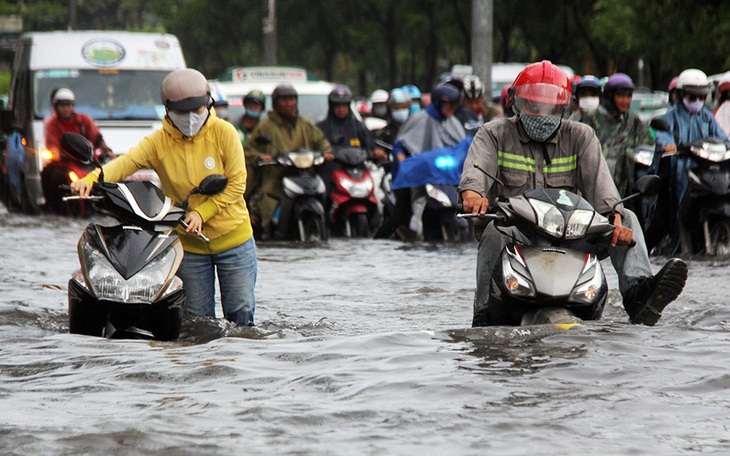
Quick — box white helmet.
[370,89,389,104]
[52,88,75,105]
[677,68,710,95]
[462,74,484,99]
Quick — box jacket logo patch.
[204,157,215,170]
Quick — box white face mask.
[579,96,600,112]
[391,108,409,124]
[168,109,209,137]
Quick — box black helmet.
[328,85,353,104]
[430,83,461,113]
[272,84,298,103]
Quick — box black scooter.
[254,136,328,242]
[462,168,660,327]
[60,132,227,340]
[650,118,730,256]
[678,138,730,255]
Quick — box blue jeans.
[176,238,257,326]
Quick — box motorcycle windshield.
[98,181,184,225]
[84,224,181,281]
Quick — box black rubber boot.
[622,258,688,326]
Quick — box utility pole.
[69,0,77,31]
[262,0,277,65]
[471,0,493,100]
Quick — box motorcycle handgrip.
[179,220,210,242]
[58,184,72,193]
[456,212,503,221]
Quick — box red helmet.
[668,76,679,92]
[718,77,730,94]
[511,61,572,115]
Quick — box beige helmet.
[160,68,211,111]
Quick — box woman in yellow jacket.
[71,69,257,326]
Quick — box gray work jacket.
[458,116,624,217]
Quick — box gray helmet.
[272,84,298,103]
[161,68,211,111]
[328,85,353,104]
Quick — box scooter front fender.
[517,246,591,298]
[294,196,325,219]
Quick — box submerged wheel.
[20,176,40,215]
[298,212,327,242]
[348,213,369,238]
[709,220,730,256]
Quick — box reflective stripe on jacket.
[459,116,623,217]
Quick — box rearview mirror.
[649,117,670,132]
[182,174,228,210]
[193,174,228,196]
[254,135,273,146]
[60,132,95,164]
[633,174,661,197]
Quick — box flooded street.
[1,206,730,455]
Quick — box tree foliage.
[3,0,730,96]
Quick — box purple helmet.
[604,73,635,93]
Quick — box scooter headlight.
[529,198,565,238]
[80,242,182,303]
[690,142,730,163]
[425,183,454,207]
[502,248,535,297]
[337,175,374,199]
[569,254,605,304]
[289,151,316,168]
[565,209,594,239]
[634,146,654,167]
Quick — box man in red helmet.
[459,60,687,327]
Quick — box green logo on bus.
[82,39,126,67]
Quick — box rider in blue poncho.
[646,68,729,255]
[390,83,466,239]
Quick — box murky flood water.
[1,206,730,455]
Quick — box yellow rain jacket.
[80,110,253,254]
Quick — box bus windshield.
[34,69,169,121]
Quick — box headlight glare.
[565,209,594,239]
[80,242,180,303]
[530,198,565,238]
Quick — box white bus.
[1,31,186,213]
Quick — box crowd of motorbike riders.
[52,60,730,330]
[226,65,728,256]
[46,62,730,255]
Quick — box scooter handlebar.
[179,220,210,242]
